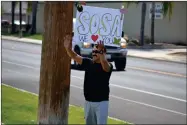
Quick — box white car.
[72,18,128,71]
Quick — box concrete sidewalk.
[2,35,187,64]
[128,48,186,64]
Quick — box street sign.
[149,3,163,19]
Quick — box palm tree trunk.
[27,14,30,25]
[19,1,22,37]
[151,2,155,44]
[11,1,16,34]
[26,2,31,25]
[140,2,146,46]
[38,2,73,124]
[30,1,38,34]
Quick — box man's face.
[92,47,100,61]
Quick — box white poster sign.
[74,6,124,46]
[149,3,163,19]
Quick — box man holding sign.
[64,35,113,124]
[72,5,128,71]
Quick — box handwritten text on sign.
[74,6,124,46]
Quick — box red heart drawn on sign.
[91,35,98,42]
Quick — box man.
[64,35,113,124]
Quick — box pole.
[19,1,22,38]
[151,2,155,44]
[37,2,73,124]
[30,1,38,34]
[11,1,16,34]
[140,2,146,46]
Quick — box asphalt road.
[2,40,187,124]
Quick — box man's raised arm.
[64,35,83,65]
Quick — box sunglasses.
[92,50,103,54]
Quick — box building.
[1,1,31,23]
[36,2,187,44]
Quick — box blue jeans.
[84,101,109,125]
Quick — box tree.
[11,1,16,34]
[1,6,4,15]
[124,2,174,46]
[125,2,146,46]
[37,1,73,124]
[140,2,146,46]
[150,2,155,44]
[162,2,174,21]
[14,1,38,34]
[26,2,32,25]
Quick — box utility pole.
[30,1,38,35]
[140,2,146,46]
[19,1,22,38]
[151,2,155,45]
[11,1,16,34]
[37,2,73,124]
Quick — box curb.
[128,55,187,65]
[2,36,42,45]
[2,36,186,64]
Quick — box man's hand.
[64,34,72,50]
[97,40,111,72]
[64,34,83,65]
[97,40,105,52]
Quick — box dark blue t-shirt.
[81,57,113,102]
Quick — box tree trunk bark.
[140,2,146,46]
[151,2,155,45]
[37,2,73,124]
[30,1,38,35]
[11,1,16,34]
[19,1,22,37]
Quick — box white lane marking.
[67,84,187,116]
[71,76,187,103]
[110,84,186,102]
[2,60,38,70]
[2,79,187,117]
[2,60,187,103]
[110,95,187,116]
[1,83,126,123]
[128,66,187,78]
[3,69,39,79]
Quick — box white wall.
[36,2,187,44]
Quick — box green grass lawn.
[2,84,130,124]
[25,34,43,40]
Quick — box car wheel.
[114,57,126,71]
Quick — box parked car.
[72,18,128,71]
[12,20,27,32]
[1,20,10,26]
[14,20,26,25]
[2,20,11,33]
[2,20,27,33]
